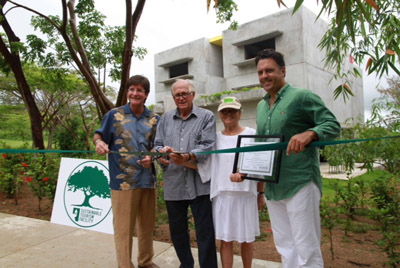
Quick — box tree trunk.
[116,0,146,106]
[0,2,45,149]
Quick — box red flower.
[388,191,393,195]
[19,154,23,159]
[42,177,49,182]
[21,162,28,168]
[26,177,32,183]
[19,171,24,175]
[2,154,6,159]
[266,228,272,233]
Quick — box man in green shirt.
[255,48,340,267]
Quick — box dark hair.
[255,48,285,68]
[126,75,150,94]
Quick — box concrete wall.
[154,38,225,112]
[154,6,364,127]
[221,7,364,124]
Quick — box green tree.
[1,0,232,120]
[67,166,110,209]
[2,0,147,117]
[0,64,95,149]
[0,6,44,148]
[0,0,127,148]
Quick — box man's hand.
[170,152,190,165]
[158,146,173,166]
[286,130,317,156]
[137,155,152,169]
[95,140,109,156]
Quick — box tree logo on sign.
[63,161,112,228]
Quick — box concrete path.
[0,212,281,268]
[320,162,372,180]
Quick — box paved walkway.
[0,212,281,268]
[320,161,372,180]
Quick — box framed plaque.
[232,135,283,183]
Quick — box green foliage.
[258,206,270,222]
[320,199,339,260]
[27,0,147,84]
[359,77,400,174]
[53,116,88,153]
[199,86,260,103]
[0,153,22,199]
[0,73,23,105]
[0,62,98,151]
[353,177,368,209]
[322,77,400,177]
[369,176,400,267]
[337,179,359,236]
[313,0,399,97]
[321,170,400,263]
[0,142,31,204]
[210,0,239,30]
[25,154,60,210]
[321,122,362,175]
[146,104,155,111]
[323,179,342,207]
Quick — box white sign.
[51,157,114,234]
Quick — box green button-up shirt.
[257,84,341,201]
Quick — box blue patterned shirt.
[95,103,160,190]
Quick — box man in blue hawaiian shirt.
[94,75,160,268]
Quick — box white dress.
[210,127,260,243]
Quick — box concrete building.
[154,6,364,131]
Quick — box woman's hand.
[95,140,109,156]
[230,173,244,183]
[137,155,152,168]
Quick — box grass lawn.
[322,169,394,200]
[0,139,32,148]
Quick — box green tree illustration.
[67,166,110,209]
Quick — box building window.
[244,38,275,59]
[169,62,188,78]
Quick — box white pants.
[266,182,323,268]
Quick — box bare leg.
[241,242,253,268]
[220,240,234,268]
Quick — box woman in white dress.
[211,97,265,268]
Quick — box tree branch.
[117,0,146,106]
[8,0,62,31]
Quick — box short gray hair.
[171,79,195,95]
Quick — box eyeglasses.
[220,109,239,114]
[173,92,193,99]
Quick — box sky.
[3,0,388,120]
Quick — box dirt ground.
[0,184,390,267]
